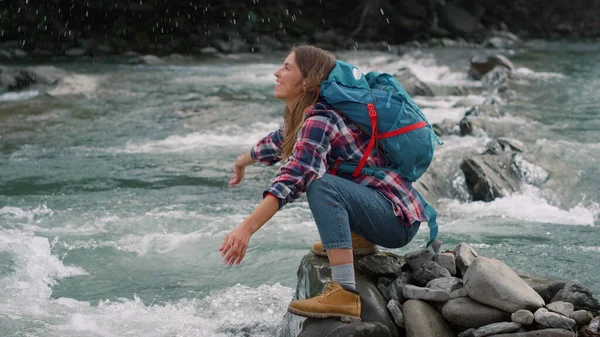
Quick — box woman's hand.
[218,225,253,266]
[228,153,255,188]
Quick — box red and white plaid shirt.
[251,101,428,226]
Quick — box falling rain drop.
[380,8,384,15]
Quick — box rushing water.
[0,41,599,336]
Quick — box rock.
[404,247,435,272]
[469,54,516,80]
[465,105,502,118]
[314,29,344,46]
[200,47,219,55]
[488,328,576,337]
[393,67,434,97]
[298,320,392,337]
[511,310,535,325]
[293,253,401,337]
[571,310,593,326]
[460,153,521,202]
[65,47,87,56]
[403,284,449,302]
[464,257,545,313]
[413,261,452,287]
[427,277,462,293]
[0,71,17,91]
[484,37,513,49]
[255,35,284,52]
[551,280,600,312]
[21,66,72,85]
[449,288,468,299]
[217,38,248,53]
[433,119,460,137]
[546,301,575,318]
[533,281,567,303]
[481,66,511,89]
[485,138,524,155]
[455,243,479,276]
[13,49,27,58]
[434,253,457,275]
[378,283,391,302]
[403,300,455,337]
[0,49,12,58]
[442,297,511,329]
[134,55,165,65]
[387,272,411,303]
[357,254,403,278]
[534,308,576,330]
[470,322,522,337]
[386,300,404,327]
[438,2,483,36]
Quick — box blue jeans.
[306,174,421,250]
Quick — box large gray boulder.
[460,153,521,202]
[464,257,545,313]
[442,297,511,329]
[469,54,516,80]
[403,300,455,337]
[393,67,434,97]
[455,243,479,276]
[551,280,600,312]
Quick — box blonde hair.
[280,45,336,160]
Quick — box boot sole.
[287,306,361,323]
[311,247,378,257]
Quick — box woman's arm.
[218,194,279,265]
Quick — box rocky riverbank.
[0,0,599,60]
[280,242,600,337]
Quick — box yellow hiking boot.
[287,282,361,322]
[312,232,377,257]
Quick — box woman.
[219,45,427,322]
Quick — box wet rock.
[298,320,392,337]
[434,253,456,275]
[0,49,12,58]
[469,54,515,80]
[571,310,593,326]
[455,243,479,276]
[21,66,72,85]
[492,329,577,337]
[547,301,575,318]
[403,284,449,302]
[357,254,403,278]
[460,153,521,202]
[465,105,502,118]
[442,297,511,329]
[200,47,219,55]
[427,277,462,293]
[464,257,545,313]
[450,288,468,299]
[551,280,600,312]
[433,119,460,137]
[481,66,511,89]
[378,283,391,302]
[387,272,411,303]
[393,67,434,97]
[460,322,521,337]
[413,261,451,287]
[438,2,483,36]
[484,138,524,155]
[217,38,248,53]
[134,55,165,65]
[534,308,576,330]
[511,309,535,325]
[404,247,434,272]
[404,300,455,337]
[65,47,87,56]
[386,300,404,327]
[533,281,567,303]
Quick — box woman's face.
[273,52,305,104]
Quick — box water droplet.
[380,8,384,15]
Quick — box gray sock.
[331,263,356,290]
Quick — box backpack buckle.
[366,104,377,119]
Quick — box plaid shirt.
[250,101,428,226]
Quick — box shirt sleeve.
[264,115,334,208]
[250,124,284,166]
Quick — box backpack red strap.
[377,121,427,140]
[329,159,342,175]
[352,103,378,178]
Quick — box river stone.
[403,284,449,302]
[449,288,468,299]
[455,243,479,276]
[511,309,534,325]
[387,300,404,327]
[571,310,593,326]
[462,322,521,337]
[413,261,451,286]
[298,320,392,337]
[533,281,567,303]
[464,257,545,313]
[489,329,577,337]
[427,277,462,293]
[393,67,434,97]
[460,153,521,202]
[387,272,411,303]
[404,247,435,272]
[469,54,515,80]
[136,55,165,65]
[434,253,456,275]
[21,66,72,85]
[403,300,455,337]
[534,308,576,329]
[551,280,600,311]
[357,254,403,278]
[547,301,575,317]
[442,297,511,329]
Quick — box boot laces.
[319,282,338,298]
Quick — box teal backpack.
[320,60,442,247]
